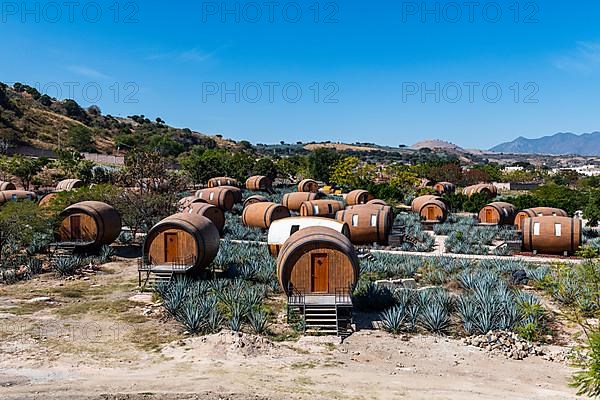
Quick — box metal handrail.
[335,287,352,305]
[138,255,196,270]
[287,284,305,306]
[138,255,196,288]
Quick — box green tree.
[226,151,255,181]
[0,201,49,264]
[253,158,278,180]
[62,99,89,123]
[584,190,600,227]
[148,134,185,157]
[308,148,340,183]
[179,147,227,184]
[330,156,360,187]
[276,156,308,180]
[66,125,95,152]
[551,169,581,186]
[5,155,48,190]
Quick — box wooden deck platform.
[289,294,352,307]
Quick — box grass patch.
[294,376,315,386]
[290,361,318,369]
[55,299,134,319]
[126,324,180,352]
[0,301,55,316]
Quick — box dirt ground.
[0,258,587,400]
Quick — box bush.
[571,333,600,397]
[66,125,95,152]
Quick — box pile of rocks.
[463,331,565,361]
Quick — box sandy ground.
[0,257,587,400]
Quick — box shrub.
[571,333,600,398]
[248,308,269,334]
[352,280,396,311]
[380,305,407,334]
[52,256,83,276]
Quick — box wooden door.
[311,253,329,293]
[427,207,435,221]
[164,233,178,263]
[70,215,81,240]
[485,208,493,223]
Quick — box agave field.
[389,213,436,252]
[223,213,267,242]
[155,241,280,335]
[434,215,519,256]
[355,252,553,340]
[154,240,568,343]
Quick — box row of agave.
[358,252,550,288]
[212,240,279,292]
[156,276,271,335]
[542,260,600,317]
[51,245,115,276]
[223,214,266,242]
[0,232,53,284]
[380,270,547,336]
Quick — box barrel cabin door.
[311,253,329,293]
[485,208,493,223]
[427,206,435,221]
[164,233,179,263]
[70,215,81,241]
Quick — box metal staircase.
[48,243,77,263]
[287,287,353,337]
[138,256,196,292]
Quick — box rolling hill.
[0,82,240,155]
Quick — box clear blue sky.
[2,1,600,149]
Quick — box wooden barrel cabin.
[56,201,122,249]
[0,181,16,191]
[462,184,498,199]
[335,206,392,245]
[515,207,568,230]
[242,202,291,229]
[367,199,388,206]
[221,186,243,203]
[178,196,208,210]
[478,202,517,225]
[195,187,237,211]
[282,192,318,212]
[208,177,239,188]
[245,175,273,193]
[276,226,359,295]
[411,195,447,223]
[300,200,345,219]
[0,190,37,205]
[243,195,269,209]
[56,179,84,191]
[143,213,220,273]
[345,190,372,206]
[297,179,319,193]
[183,202,225,236]
[522,216,582,255]
[433,182,456,195]
[267,217,350,257]
[410,195,440,213]
[38,192,59,208]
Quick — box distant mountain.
[491,132,600,156]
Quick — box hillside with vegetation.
[0,81,238,155]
